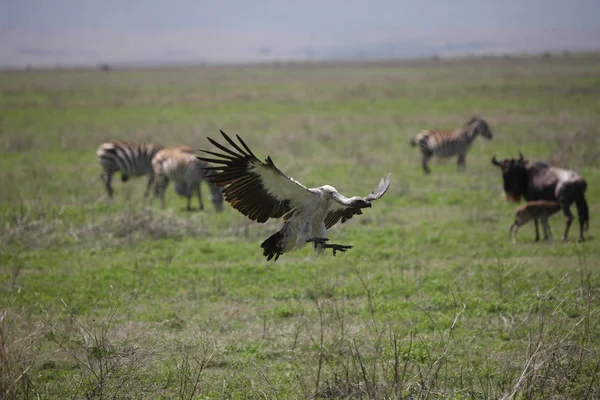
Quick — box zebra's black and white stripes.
[152,148,224,211]
[97,141,163,199]
[410,116,493,174]
[96,141,194,200]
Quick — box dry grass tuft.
[0,200,60,250]
[90,208,210,242]
[0,310,44,399]
[0,205,210,251]
[43,298,160,399]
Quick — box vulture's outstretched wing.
[364,173,392,202]
[324,173,391,229]
[197,130,314,223]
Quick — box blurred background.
[2,0,600,68]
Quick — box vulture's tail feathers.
[261,231,285,262]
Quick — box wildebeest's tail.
[575,180,589,231]
[261,231,285,261]
[409,137,417,147]
[576,197,589,232]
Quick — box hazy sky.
[1,0,599,66]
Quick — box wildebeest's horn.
[491,155,501,166]
[518,152,524,162]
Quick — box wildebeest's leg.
[561,205,574,242]
[457,153,466,171]
[101,171,114,200]
[559,180,588,241]
[533,218,540,242]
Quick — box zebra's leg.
[183,182,196,211]
[533,218,540,242]
[197,182,204,211]
[421,154,431,174]
[144,172,155,199]
[157,176,169,209]
[186,192,192,211]
[457,153,466,171]
[101,171,114,200]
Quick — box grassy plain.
[1,54,600,399]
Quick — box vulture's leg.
[306,238,353,256]
[324,244,354,256]
[306,237,329,244]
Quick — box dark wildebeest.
[492,153,589,242]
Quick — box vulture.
[197,131,392,261]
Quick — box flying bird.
[197,131,392,261]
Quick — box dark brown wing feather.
[365,173,392,201]
[324,173,391,229]
[197,130,313,223]
[324,208,363,229]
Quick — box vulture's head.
[352,198,372,208]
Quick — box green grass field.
[1,54,600,399]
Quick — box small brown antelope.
[509,200,561,244]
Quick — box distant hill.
[309,39,513,61]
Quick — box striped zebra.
[96,141,194,200]
[410,116,493,174]
[152,148,224,211]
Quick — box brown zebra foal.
[509,200,561,244]
[152,148,224,211]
